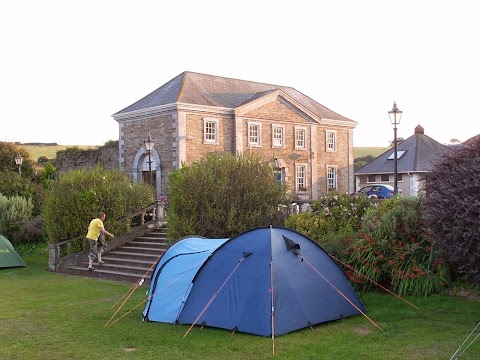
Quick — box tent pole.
[270,260,275,355]
[184,256,246,338]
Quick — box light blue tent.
[143,226,365,336]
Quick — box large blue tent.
[143,226,365,336]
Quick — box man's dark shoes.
[88,267,95,271]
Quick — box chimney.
[414,124,424,135]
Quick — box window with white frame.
[326,131,336,152]
[272,125,284,147]
[327,165,337,191]
[203,118,218,144]
[295,127,306,149]
[295,164,307,191]
[248,122,261,147]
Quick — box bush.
[423,136,480,284]
[42,165,154,243]
[167,153,288,239]
[9,216,47,245]
[286,192,375,262]
[348,196,449,296]
[0,193,34,242]
[0,171,45,216]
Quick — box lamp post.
[15,153,23,175]
[144,134,155,187]
[388,102,402,195]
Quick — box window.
[248,122,261,146]
[326,131,336,152]
[327,166,337,191]
[274,168,283,184]
[295,127,306,149]
[272,125,284,147]
[397,173,403,181]
[387,150,406,160]
[295,164,307,191]
[381,174,390,182]
[203,118,218,144]
[367,174,376,183]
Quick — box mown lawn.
[1,248,479,360]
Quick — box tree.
[423,135,480,283]
[167,152,289,239]
[354,155,375,171]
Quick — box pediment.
[235,89,320,124]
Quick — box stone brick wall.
[120,113,176,195]
[115,97,354,200]
[56,142,119,173]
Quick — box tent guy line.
[328,253,420,310]
[300,255,382,332]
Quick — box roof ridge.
[183,70,290,89]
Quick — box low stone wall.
[56,142,118,173]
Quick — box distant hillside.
[354,147,389,159]
[21,145,98,162]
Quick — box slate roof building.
[113,71,357,200]
[354,125,450,195]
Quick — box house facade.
[112,71,357,202]
[354,125,450,195]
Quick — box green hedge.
[42,166,154,243]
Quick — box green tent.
[0,235,26,268]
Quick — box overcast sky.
[1,1,478,147]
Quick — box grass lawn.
[1,248,479,360]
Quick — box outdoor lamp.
[144,134,155,187]
[388,102,402,195]
[15,153,23,175]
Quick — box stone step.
[64,266,153,284]
[62,226,168,284]
[126,241,166,247]
[120,245,165,253]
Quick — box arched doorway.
[133,147,161,199]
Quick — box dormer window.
[387,150,406,160]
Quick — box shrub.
[167,152,288,239]
[9,216,47,245]
[286,192,375,262]
[423,136,480,284]
[42,165,154,243]
[0,193,34,242]
[0,171,45,216]
[348,196,449,296]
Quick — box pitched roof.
[113,71,356,124]
[355,128,450,175]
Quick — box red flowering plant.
[347,196,450,297]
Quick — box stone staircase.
[62,226,168,284]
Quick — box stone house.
[112,71,357,202]
[354,125,450,195]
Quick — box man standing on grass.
[86,212,114,271]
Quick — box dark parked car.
[352,184,401,199]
